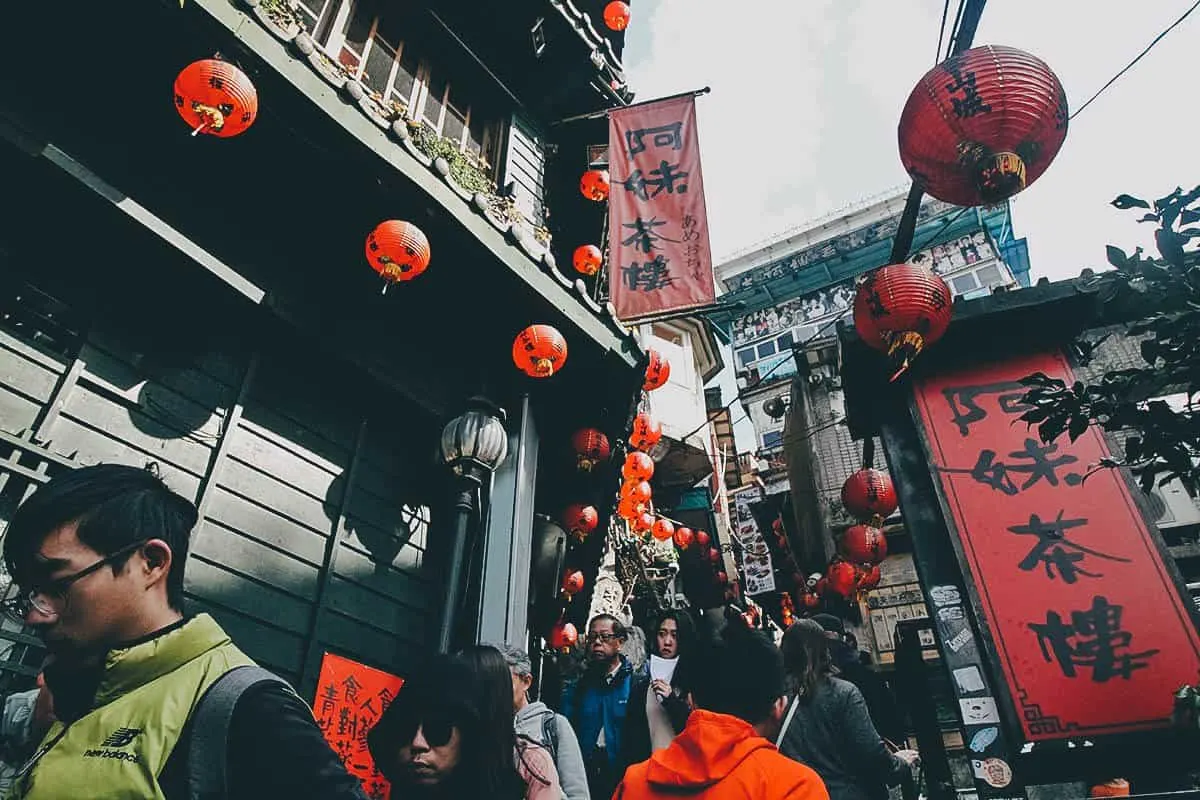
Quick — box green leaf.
[1106,245,1129,269]
[1113,194,1151,210]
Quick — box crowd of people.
[0,463,919,799]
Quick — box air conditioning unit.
[1146,476,1200,529]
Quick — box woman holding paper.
[621,611,698,765]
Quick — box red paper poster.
[608,95,716,321]
[314,653,404,799]
[914,350,1200,741]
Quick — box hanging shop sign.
[731,488,776,595]
[914,350,1200,742]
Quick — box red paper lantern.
[365,220,432,289]
[716,571,728,584]
[695,530,711,549]
[857,564,882,591]
[842,524,888,565]
[621,451,655,482]
[632,512,655,533]
[826,561,858,597]
[571,428,610,471]
[573,244,603,276]
[708,547,720,564]
[801,592,821,610]
[174,58,259,138]
[616,495,643,521]
[650,518,675,542]
[603,0,631,31]
[513,325,568,378]
[561,504,599,541]
[672,526,694,550]
[853,264,952,381]
[621,480,653,505]
[643,350,671,392]
[841,468,898,521]
[549,619,578,651]
[580,169,611,202]
[561,569,585,598]
[899,45,1068,208]
[629,413,662,452]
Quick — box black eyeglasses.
[1,540,148,622]
[586,632,620,643]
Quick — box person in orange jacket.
[613,620,830,800]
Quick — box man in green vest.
[0,463,368,799]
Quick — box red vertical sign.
[608,95,716,321]
[915,350,1200,741]
[314,653,405,799]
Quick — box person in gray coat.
[501,644,590,800]
[777,620,919,800]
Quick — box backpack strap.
[187,665,294,800]
[540,711,559,762]
[775,694,800,749]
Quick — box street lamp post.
[437,397,508,653]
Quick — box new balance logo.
[100,728,142,748]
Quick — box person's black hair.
[3,463,197,610]
[781,619,835,704]
[589,613,627,640]
[690,621,786,724]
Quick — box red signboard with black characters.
[914,350,1200,741]
[314,653,404,799]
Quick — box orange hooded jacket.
[613,709,829,800]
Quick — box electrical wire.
[934,0,952,64]
[1070,0,1200,121]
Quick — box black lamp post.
[437,397,508,652]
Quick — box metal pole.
[437,481,477,653]
[553,86,712,126]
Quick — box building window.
[762,431,784,450]
[777,331,795,350]
[652,324,685,347]
[756,341,776,359]
[976,263,1002,287]
[737,348,756,368]
[319,2,497,171]
[950,273,980,294]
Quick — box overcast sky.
[621,1,1198,455]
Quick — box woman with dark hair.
[368,650,555,799]
[776,619,919,800]
[456,644,561,800]
[621,610,697,766]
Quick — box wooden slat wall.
[0,332,66,437]
[503,113,547,224]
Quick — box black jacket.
[620,668,692,767]
[831,643,905,745]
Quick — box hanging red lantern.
[853,264,952,381]
[548,619,578,651]
[695,530,711,549]
[573,244,603,276]
[603,0,631,31]
[672,526,694,550]
[632,512,655,533]
[715,570,728,584]
[621,480,653,506]
[841,468,898,521]
[560,569,585,598]
[616,494,644,520]
[561,504,599,541]
[580,169,611,202]
[513,325,568,378]
[708,547,720,564]
[801,591,821,610]
[826,561,858,597]
[621,451,655,482]
[842,524,889,565]
[856,564,882,591]
[629,413,662,452]
[898,45,1068,208]
[643,350,671,392]
[570,428,610,471]
[174,58,259,138]
[365,220,432,290]
[650,518,675,542]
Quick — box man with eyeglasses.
[560,613,642,800]
[0,463,367,799]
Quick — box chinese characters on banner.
[731,488,776,595]
[608,95,716,321]
[915,351,1200,741]
[314,653,405,800]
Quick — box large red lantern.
[549,619,578,651]
[632,512,655,534]
[708,547,720,564]
[616,495,644,520]
[513,325,568,378]
[898,45,1068,207]
[621,451,655,482]
[643,349,671,392]
[629,413,662,452]
[571,428,610,471]
[695,530,711,549]
[672,526,694,550]
[365,220,431,290]
[573,244,603,276]
[561,504,599,541]
[174,58,259,138]
[841,468,898,521]
[841,524,888,565]
[580,169,610,202]
[561,569,585,598]
[603,1,631,31]
[853,264,952,381]
[857,564,882,591]
[621,480,653,506]
[826,561,858,597]
[650,518,675,542]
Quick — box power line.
[1070,0,1200,120]
[934,0,952,64]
